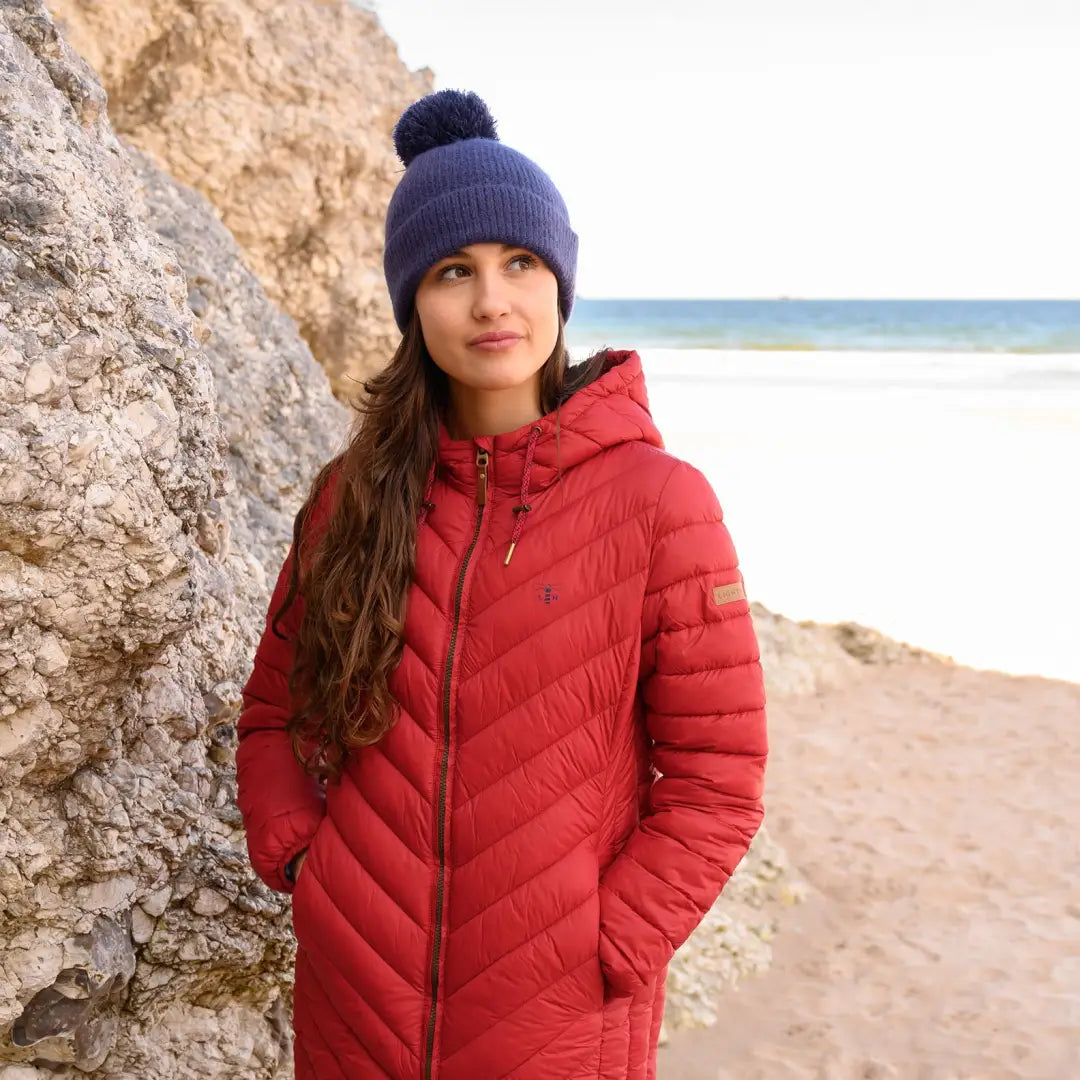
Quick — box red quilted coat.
[237,349,768,1080]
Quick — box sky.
[371,0,1078,300]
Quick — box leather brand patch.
[711,582,745,605]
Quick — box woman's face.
[414,242,559,398]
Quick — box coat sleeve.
[236,531,327,895]
[598,458,769,996]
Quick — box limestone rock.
[47,0,434,398]
[752,601,865,697]
[0,1,346,1073]
[827,618,954,666]
[751,601,952,700]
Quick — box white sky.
[371,1,1079,300]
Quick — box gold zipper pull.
[476,447,489,507]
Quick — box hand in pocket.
[288,848,309,886]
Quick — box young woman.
[236,89,768,1080]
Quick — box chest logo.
[711,582,746,605]
[536,583,559,605]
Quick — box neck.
[446,376,543,440]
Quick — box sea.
[564,298,1080,354]
[565,300,1080,684]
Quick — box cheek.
[528,276,559,316]
[416,295,459,344]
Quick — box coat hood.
[421,349,664,563]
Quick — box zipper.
[423,445,489,1080]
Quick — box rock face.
[0,2,347,1073]
[45,0,434,399]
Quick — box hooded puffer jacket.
[237,349,768,1080]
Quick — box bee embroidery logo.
[536,583,559,605]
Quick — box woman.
[236,89,768,1080]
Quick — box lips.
[468,332,522,345]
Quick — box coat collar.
[420,349,663,565]
[432,349,663,497]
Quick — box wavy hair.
[271,303,612,781]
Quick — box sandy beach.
[658,657,1080,1079]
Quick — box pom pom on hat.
[392,89,499,167]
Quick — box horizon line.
[574,296,1080,303]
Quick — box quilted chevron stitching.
[457,702,612,807]
[401,638,439,684]
[308,966,398,1078]
[424,517,457,560]
[467,492,652,623]
[442,956,596,1064]
[646,515,725,558]
[373,742,431,806]
[300,992,361,1080]
[311,869,421,1000]
[602,883,679,949]
[409,575,450,625]
[530,455,652,528]
[623,820,728,873]
[644,560,737,600]
[646,706,765,722]
[496,1009,592,1079]
[460,565,646,688]
[656,655,760,677]
[447,890,595,999]
[323,816,425,932]
[454,827,597,930]
[341,769,429,867]
[457,632,633,750]
[299,938,408,1073]
[620,850,704,915]
[600,920,644,979]
[644,613,754,646]
[453,768,605,876]
[295,1035,326,1080]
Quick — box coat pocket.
[289,816,328,941]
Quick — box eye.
[435,253,537,281]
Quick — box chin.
[457,356,544,388]
[459,373,533,393]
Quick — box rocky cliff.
[1,2,346,1072]
[45,0,433,399]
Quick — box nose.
[471,266,512,320]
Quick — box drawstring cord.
[505,425,542,566]
[419,425,541,566]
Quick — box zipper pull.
[475,447,489,507]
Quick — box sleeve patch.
[711,582,746,606]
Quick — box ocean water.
[565,299,1080,353]
[559,315,1080,683]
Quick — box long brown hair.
[272,304,612,781]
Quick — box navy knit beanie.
[383,89,579,333]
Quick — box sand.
[658,659,1080,1080]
